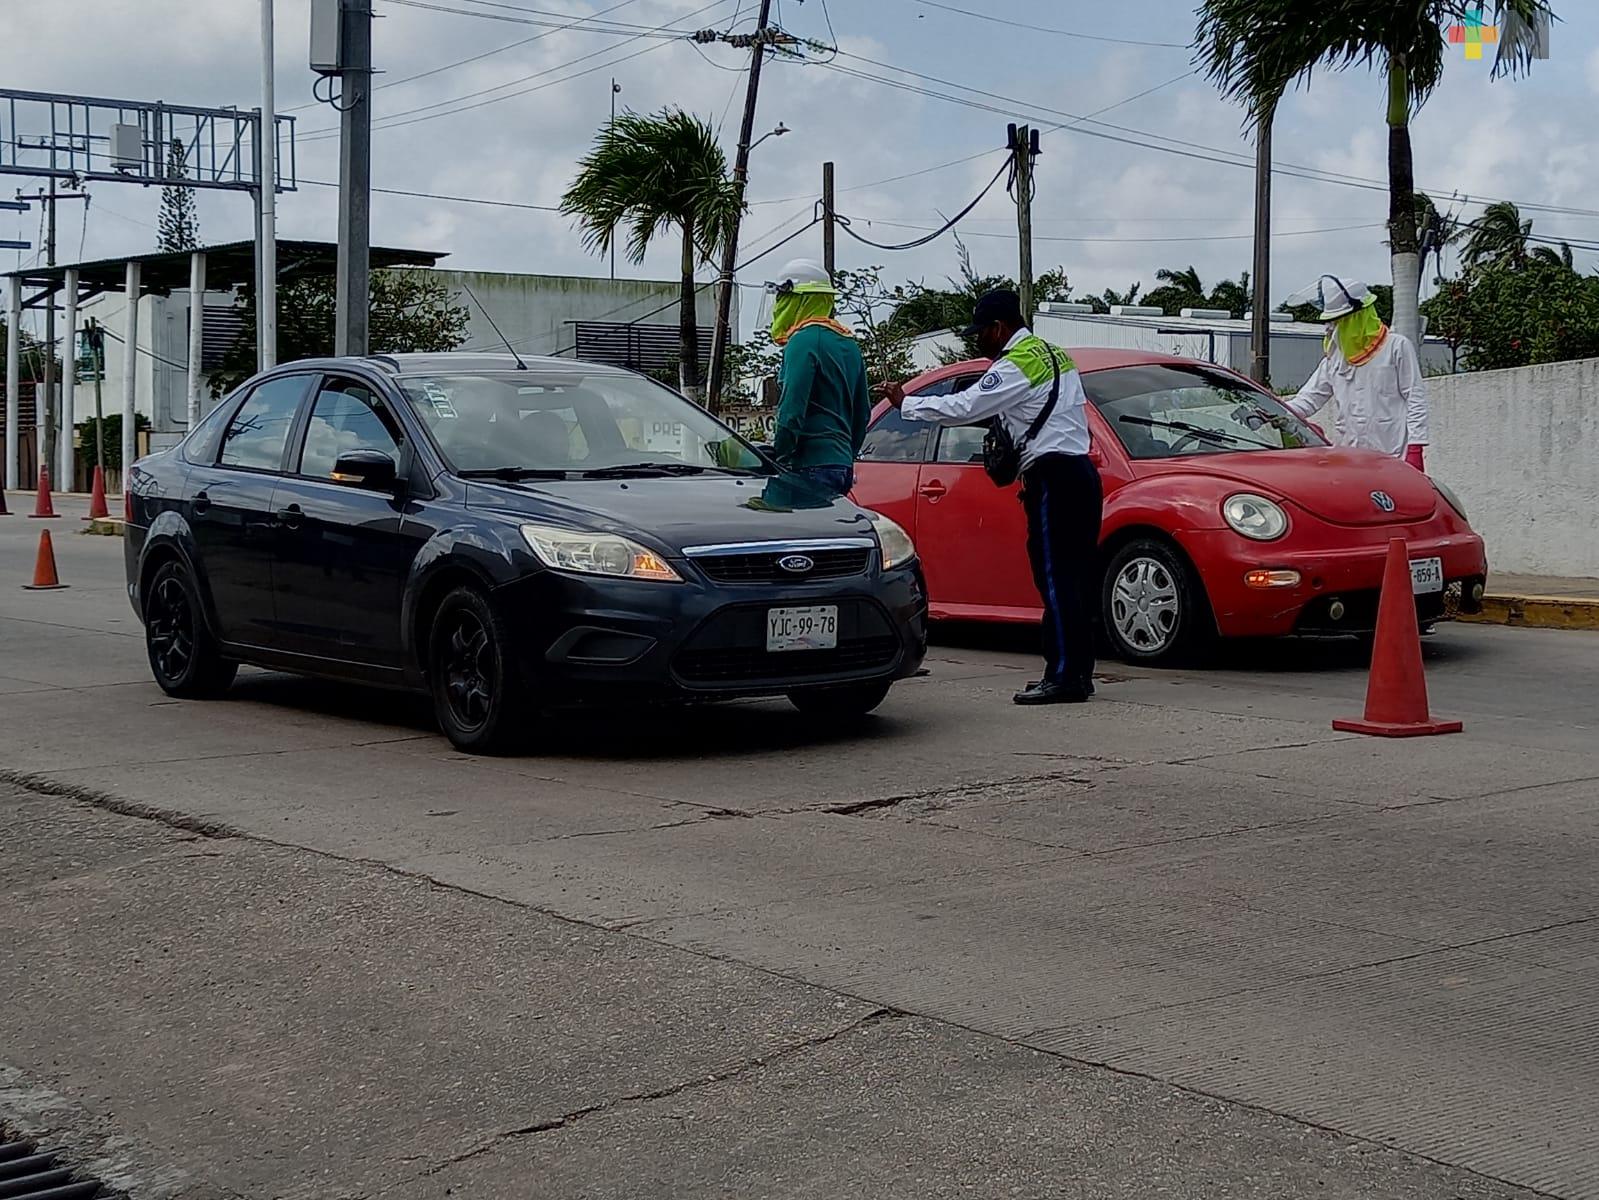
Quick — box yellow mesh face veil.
[1329,296,1386,364]
[771,291,834,344]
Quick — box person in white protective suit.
[1283,275,1429,473]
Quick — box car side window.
[182,395,239,465]
[299,377,404,479]
[935,424,988,464]
[858,408,930,463]
[217,375,309,471]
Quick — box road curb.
[82,517,124,537]
[1461,593,1599,631]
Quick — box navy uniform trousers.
[1019,452,1104,688]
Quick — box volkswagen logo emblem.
[776,554,814,574]
[1371,490,1396,513]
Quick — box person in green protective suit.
[763,258,871,495]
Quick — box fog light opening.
[1328,598,1347,621]
[1244,568,1302,590]
[1471,582,1485,603]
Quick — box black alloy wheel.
[429,586,529,754]
[144,559,238,698]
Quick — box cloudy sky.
[4,0,1597,347]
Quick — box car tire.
[1101,538,1213,666]
[143,558,238,699]
[786,679,893,718]
[428,585,531,754]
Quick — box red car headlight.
[1222,493,1289,541]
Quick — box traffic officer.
[877,289,1102,705]
[1283,275,1430,472]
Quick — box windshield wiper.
[579,462,710,478]
[458,466,570,481]
[1118,414,1279,451]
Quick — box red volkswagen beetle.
[851,350,1488,664]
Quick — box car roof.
[272,352,629,377]
[907,347,1220,389]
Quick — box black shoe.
[1013,679,1091,706]
[1026,676,1096,695]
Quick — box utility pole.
[609,79,620,280]
[1010,124,1038,324]
[1248,111,1273,385]
[260,0,279,369]
[822,160,836,279]
[705,0,774,408]
[41,174,56,479]
[335,0,373,357]
[87,318,105,474]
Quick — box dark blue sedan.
[125,354,927,752]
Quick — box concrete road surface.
[2,509,1596,1199]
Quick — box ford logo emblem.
[777,554,814,574]
[1371,491,1396,513]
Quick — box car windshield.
[1084,364,1325,459]
[396,370,769,477]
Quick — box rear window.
[1084,365,1325,459]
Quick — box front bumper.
[1175,525,1489,638]
[491,561,929,704]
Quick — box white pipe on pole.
[187,252,207,427]
[60,268,78,489]
[5,275,20,490]
[122,262,140,477]
[260,0,278,369]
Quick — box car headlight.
[1433,478,1469,523]
[1222,493,1289,541]
[520,523,681,582]
[868,511,917,570]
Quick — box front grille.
[693,547,872,584]
[676,635,900,683]
[0,1134,114,1199]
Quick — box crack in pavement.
[5,771,1580,1200]
[421,1007,900,1177]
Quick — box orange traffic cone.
[23,529,69,591]
[29,465,58,519]
[1333,537,1461,737]
[84,464,110,521]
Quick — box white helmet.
[767,258,834,296]
[1285,274,1377,321]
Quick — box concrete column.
[122,262,141,476]
[5,275,19,489]
[60,268,79,489]
[187,251,206,427]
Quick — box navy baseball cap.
[959,288,1024,337]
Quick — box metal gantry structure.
[1,87,295,490]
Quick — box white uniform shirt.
[900,328,1092,470]
[1286,331,1429,456]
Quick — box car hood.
[1133,448,1439,526]
[464,472,879,552]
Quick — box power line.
[380,0,691,37]
[840,218,1388,245]
[281,0,649,113]
[904,0,1189,48]
[834,156,1011,251]
[817,53,1599,222]
[299,178,564,211]
[299,0,730,140]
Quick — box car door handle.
[276,504,304,530]
[192,490,211,515]
[918,481,947,502]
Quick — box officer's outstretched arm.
[902,359,1030,425]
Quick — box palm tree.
[1155,265,1205,297]
[1463,199,1533,268]
[1207,271,1251,317]
[561,109,741,401]
[1530,241,1574,270]
[1195,1,1555,348]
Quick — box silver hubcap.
[1111,557,1180,653]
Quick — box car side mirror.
[331,449,398,490]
